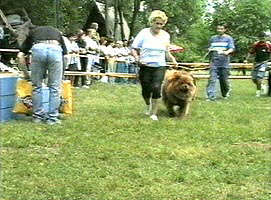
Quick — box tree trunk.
[113,0,119,40]
[118,0,125,40]
[104,0,110,37]
[129,0,140,39]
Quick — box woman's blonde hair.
[148,10,168,25]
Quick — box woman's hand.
[172,59,178,67]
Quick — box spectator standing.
[99,36,108,73]
[115,40,129,84]
[206,24,235,101]
[19,26,67,125]
[66,33,81,87]
[89,22,100,43]
[76,29,89,88]
[126,39,138,84]
[131,10,177,121]
[86,28,100,70]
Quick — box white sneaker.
[150,114,158,121]
[256,90,261,97]
[82,85,90,89]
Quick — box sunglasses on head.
[155,22,164,26]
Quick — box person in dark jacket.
[246,32,271,97]
[19,26,67,125]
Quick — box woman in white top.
[131,10,177,121]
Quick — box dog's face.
[165,70,197,101]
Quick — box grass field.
[1,79,270,200]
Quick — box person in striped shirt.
[206,24,235,101]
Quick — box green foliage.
[60,0,91,33]
[1,80,271,199]
[132,0,206,37]
[1,0,271,62]
[0,0,93,33]
[174,20,213,62]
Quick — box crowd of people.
[62,23,138,88]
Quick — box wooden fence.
[1,48,269,80]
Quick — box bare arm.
[223,48,234,55]
[166,50,178,67]
[131,48,140,62]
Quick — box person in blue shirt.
[206,24,235,101]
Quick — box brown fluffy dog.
[162,70,197,118]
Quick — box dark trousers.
[138,66,166,99]
[80,57,88,86]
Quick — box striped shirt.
[209,34,235,68]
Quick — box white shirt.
[132,28,170,67]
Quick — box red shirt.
[249,41,271,63]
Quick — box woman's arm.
[166,50,178,67]
[131,48,140,63]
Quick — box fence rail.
[64,71,258,80]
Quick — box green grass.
[1,79,270,200]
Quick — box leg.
[80,57,88,87]
[166,103,175,117]
[138,67,153,115]
[219,68,231,97]
[115,62,126,84]
[177,102,190,118]
[251,68,264,97]
[128,63,137,84]
[47,46,63,123]
[206,68,218,100]
[150,67,166,120]
[30,46,48,121]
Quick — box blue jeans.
[115,62,129,84]
[30,43,63,122]
[206,67,231,99]
[128,63,138,84]
[251,62,268,81]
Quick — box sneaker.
[82,85,90,89]
[256,90,261,97]
[46,119,62,125]
[150,114,158,121]
[225,89,231,98]
[206,98,216,102]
